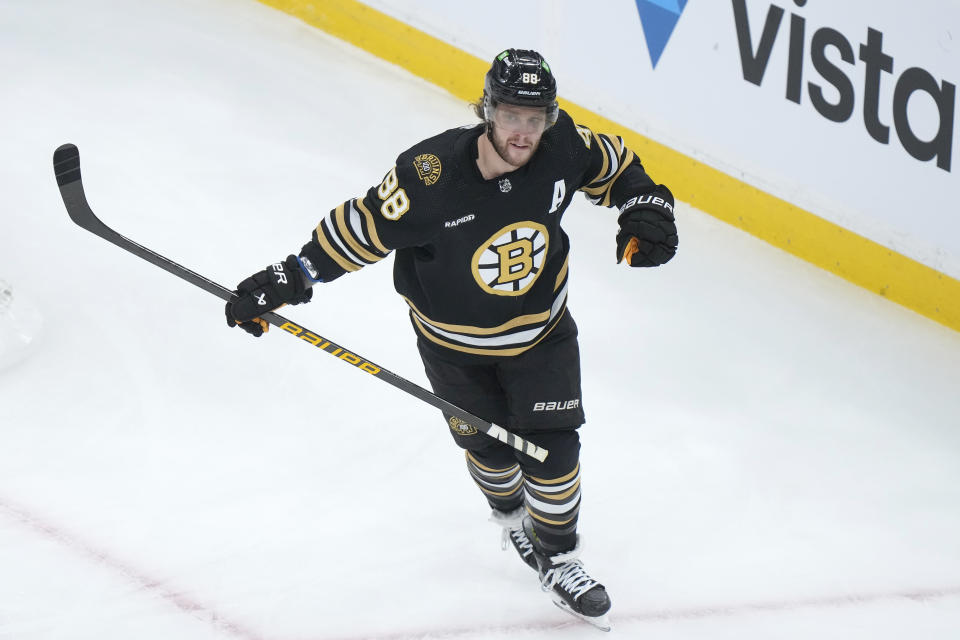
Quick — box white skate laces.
[505,526,536,556]
[541,558,598,599]
[490,506,537,568]
[499,513,612,629]
[537,537,612,630]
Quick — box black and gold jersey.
[300,110,661,362]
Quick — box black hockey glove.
[615,186,678,267]
[225,255,313,337]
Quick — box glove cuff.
[616,185,675,222]
[295,255,324,283]
[281,255,313,305]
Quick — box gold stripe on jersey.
[408,277,568,354]
[354,198,390,254]
[334,203,384,264]
[315,218,363,273]
[555,255,569,291]
[412,305,567,357]
[402,296,551,336]
[581,133,638,206]
[587,133,621,185]
[402,256,568,354]
[595,149,637,207]
[588,133,611,188]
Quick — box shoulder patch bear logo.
[413,153,442,186]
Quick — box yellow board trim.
[257,0,960,333]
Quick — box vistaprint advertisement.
[360,0,960,280]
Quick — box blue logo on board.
[635,0,688,68]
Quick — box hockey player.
[225,48,678,630]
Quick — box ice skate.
[523,517,612,632]
[489,505,538,571]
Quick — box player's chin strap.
[52,142,549,463]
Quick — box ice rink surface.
[2,1,960,638]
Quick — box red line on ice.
[2,495,958,640]
[0,496,270,640]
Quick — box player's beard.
[489,125,541,168]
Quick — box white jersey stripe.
[322,216,364,266]
[413,287,567,348]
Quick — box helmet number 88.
[377,166,410,220]
[522,72,539,84]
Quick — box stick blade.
[53,143,81,187]
[53,143,101,232]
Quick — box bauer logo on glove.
[615,185,678,268]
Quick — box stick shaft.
[52,143,548,462]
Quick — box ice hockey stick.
[52,143,548,462]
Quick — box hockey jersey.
[299,110,663,362]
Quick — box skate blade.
[549,594,612,632]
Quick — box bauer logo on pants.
[471,222,548,296]
[533,399,580,411]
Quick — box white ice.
[2,1,959,638]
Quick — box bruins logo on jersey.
[413,153,442,186]
[472,222,548,296]
[449,416,477,436]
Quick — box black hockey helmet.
[483,48,559,128]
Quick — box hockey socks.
[465,451,523,509]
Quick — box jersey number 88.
[377,167,410,221]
